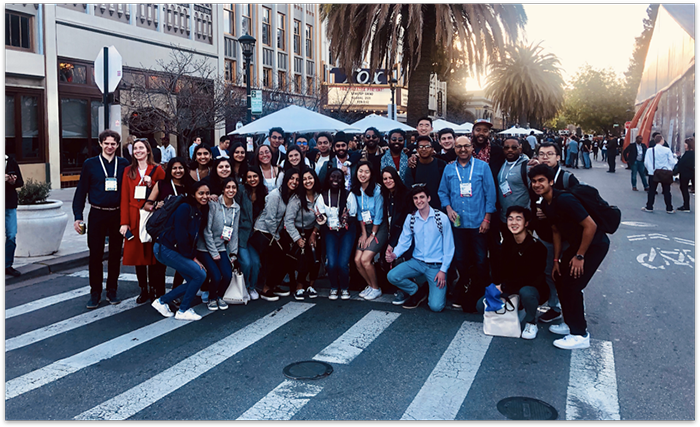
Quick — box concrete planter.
[16,199,68,257]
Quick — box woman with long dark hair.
[235,165,267,300]
[229,141,249,184]
[190,144,213,181]
[252,144,283,192]
[315,167,357,300]
[352,160,387,300]
[244,165,268,220]
[282,144,307,172]
[201,157,233,198]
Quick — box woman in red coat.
[120,139,166,303]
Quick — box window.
[262,7,271,46]
[223,5,234,35]
[241,4,252,36]
[59,62,88,84]
[263,67,272,88]
[5,11,32,51]
[294,74,302,94]
[307,77,314,95]
[293,20,301,55]
[6,89,45,162]
[277,13,286,51]
[305,24,313,58]
[59,97,103,172]
[225,59,236,82]
[278,71,287,91]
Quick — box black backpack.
[146,194,188,241]
[563,184,621,234]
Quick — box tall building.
[5,3,325,189]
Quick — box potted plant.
[15,179,68,257]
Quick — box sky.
[465,3,651,91]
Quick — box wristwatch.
[575,254,585,260]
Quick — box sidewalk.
[8,187,97,283]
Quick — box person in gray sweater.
[197,177,240,311]
[284,167,322,300]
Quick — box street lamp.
[389,77,397,120]
[238,33,256,124]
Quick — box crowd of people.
[69,116,692,350]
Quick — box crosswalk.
[6,269,622,420]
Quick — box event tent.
[454,122,473,133]
[431,119,461,132]
[498,126,543,136]
[229,105,358,135]
[350,114,416,133]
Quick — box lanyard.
[328,190,339,209]
[137,166,147,185]
[99,155,117,179]
[361,187,370,211]
[455,159,474,184]
[220,200,233,227]
[554,167,561,184]
[171,180,179,195]
[196,168,201,181]
[499,160,518,182]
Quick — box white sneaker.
[359,286,371,298]
[175,308,202,321]
[363,287,382,300]
[521,323,538,340]
[549,323,570,335]
[151,298,174,318]
[341,290,351,300]
[249,288,259,300]
[329,289,339,300]
[553,333,590,350]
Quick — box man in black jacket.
[5,155,24,277]
[623,135,649,191]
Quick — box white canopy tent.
[454,122,473,133]
[350,114,416,133]
[229,105,358,135]
[498,126,543,136]
[431,119,461,132]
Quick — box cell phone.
[124,230,135,241]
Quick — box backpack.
[146,194,188,241]
[409,210,443,234]
[562,184,621,234]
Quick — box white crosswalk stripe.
[566,339,620,420]
[6,286,92,319]
[68,270,175,284]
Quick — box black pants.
[288,228,320,288]
[251,230,287,289]
[607,153,616,171]
[680,174,693,209]
[135,263,167,298]
[87,208,124,300]
[556,241,609,336]
[646,176,673,211]
[452,227,489,312]
[486,217,503,284]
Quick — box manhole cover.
[283,361,333,380]
[497,397,558,420]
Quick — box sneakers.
[5,267,21,277]
[273,287,291,297]
[549,323,570,335]
[641,207,653,213]
[201,291,209,304]
[359,286,372,298]
[249,289,260,300]
[86,297,101,310]
[175,308,202,321]
[363,287,382,301]
[538,308,562,323]
[306,286,318,299]
[522,323,538,340]
[207,300,219,311]
[152,298,174,318]
[341,290,351,300]
[217,298,229,310]
[677,206,691,212]
[329,289,339,300]
[553,333,590,350]
[294,289,305,300]
[260,289,280,301]
[403,289,427,309]
[392,290,409,306]
[106,293,120,305]
[666,209,676,214]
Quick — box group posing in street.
[71,118,687,351]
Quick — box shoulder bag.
[223,268,250,305]
[652,147,674,184]
[483,294,521,338]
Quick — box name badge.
[361,210,372,224]
[105,178,118,192]
[328,207,340,229]
[221,225,234,241]
[460,183,472,198]
[134,185,147,200]
[499,181,512,197]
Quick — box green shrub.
[17,179,52,205]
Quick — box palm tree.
[485,42,565,128]
[321,4,526,126]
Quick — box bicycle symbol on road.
[628,234,695,270]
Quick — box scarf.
[474,142,491,164]
[381,150,409,182]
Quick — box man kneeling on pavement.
[385,185,454,312]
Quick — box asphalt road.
[5,156,694,420]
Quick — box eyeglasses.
[297,142,308,146]
[417,145,432,150]
[270,136,284,141]
[455,144,472,150]
[365,135,378,139]
[391,137,405,142]
[539,152,557,158]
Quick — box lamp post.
[389,77,397,120]
[238,33,256,124]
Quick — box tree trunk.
[518,112,527,127]
[406,6,436,127]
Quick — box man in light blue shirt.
[438,135,496,312]
[386,185,454,312]
[188,136,201,160]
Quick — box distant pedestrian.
[526,131,538,153]
[606,136,618,172]
[188,136,202,160]
[622,135,649,191]
[211,135,231,159]
[566,137,579,168]
[642,134,677,213]
[72,130,130,309]
[5,154,24,277]
[159,137,176,166]
[676,137,694,212]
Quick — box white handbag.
[223,269,250,305]
[139,209,153,243]
[483,294,521,338]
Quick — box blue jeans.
[197,250,233,301]
[582,151,591,169]
[5,208,17,267]
[324,222,356,291]
[567,151,578,167]
[601,149,607,161]
[153,243,206,312]
[238,245,260,291]
[387,258,446,312]
[631,160,648,189]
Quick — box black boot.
[136,286,151,304]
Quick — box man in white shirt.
[526,131,538,152]
[159,137,176,165]
[643,134,677,213]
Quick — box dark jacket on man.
[5,155,24,210]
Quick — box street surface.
[5,157,694,420]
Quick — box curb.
[6,246,110,286]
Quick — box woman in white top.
[253,144,283,192]
[189,144,212,181]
